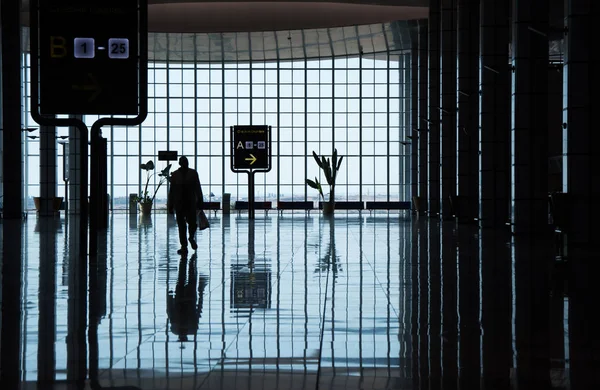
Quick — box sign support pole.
[248,170,255,220]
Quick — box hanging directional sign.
[231,125,271,172]
[37,0,140,115]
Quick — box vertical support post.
[90,125,99,254]
[479,0,511,228]
[248,171,255,219]
[441,0,458,220]
[1,0,23,219]
[457,0,481,223]
[411,45,419,211]
[428,0,442,217]
[40,122,57,216]
[418,20,429,216]
[512,0,549,235]
[563,0,596,249]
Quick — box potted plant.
[306,148,343,215]
[136,160,172,215]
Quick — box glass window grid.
[21,44,411,209]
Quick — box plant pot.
[322,201,335,215]
[139,202,153,215]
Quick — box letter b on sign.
[50,36,67,58]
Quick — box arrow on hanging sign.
[72,73,102,102]
[245,154,257,165]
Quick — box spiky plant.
[306,148,343,205]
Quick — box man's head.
[179,156,189,169]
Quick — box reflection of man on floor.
[167,253,208,341]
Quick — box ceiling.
[21,0,428,33]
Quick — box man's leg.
[187,209,198,250]
[176,211,188,251]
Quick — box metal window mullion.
[23,51,30,207]
[193,34,198,177]
[110,124,114,210]
[164,36,170,208]
[359,53,363,203]
[387,54,391,203]
[398,54,405,202]
[304,58,309,202]
[221,33,226,196]
[277,57,281,202]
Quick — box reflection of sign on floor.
[230,262,271,309]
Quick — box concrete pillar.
[479,0,511,228]
[563,0,598,250]
[512,0,549,235]
[428,0,442,217]
[441,0,458,220]
[411,46,419,209]
[457,0,480,224]
[69,115,83,215]
[418,21,429,215]
[1,0,23,219]
[39,123,57,216]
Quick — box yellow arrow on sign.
[245,154,257,165]
[72,73,102,102]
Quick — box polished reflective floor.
[1,212,598,389]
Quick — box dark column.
[563,0,597,250]
[458,224,481,389]
[481,229,513,389]
[0,220,24,389]
[39,123,57,216]
[479,0,511,229]
[418,21,429,216]
[429,221,442,389]
[514,235,552,389]
[441,0,458,220]
[457,0,480,224]
[411,220,420,388]
[428,0,441,217]
[418,219,430,388]
[38,218,57,386]
[441,221,458,389]
[512,0,549,235]
[569,252,600,388]
[548,65,563,193]
[411,46,419,210]
[1,0,23,218]
[68,115,83,215]
[404,55,413,202]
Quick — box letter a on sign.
[237,141,244,149]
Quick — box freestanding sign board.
[231,125,271,172]
[230,125,272,219]
[39,0,139,115]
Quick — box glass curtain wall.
[22,33,411,211]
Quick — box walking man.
[168,156,204,254]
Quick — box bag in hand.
[198,209,210,230]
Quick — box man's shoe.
[189,237,198,250]
[177,247,188,255]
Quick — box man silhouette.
[168,156,203,254]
